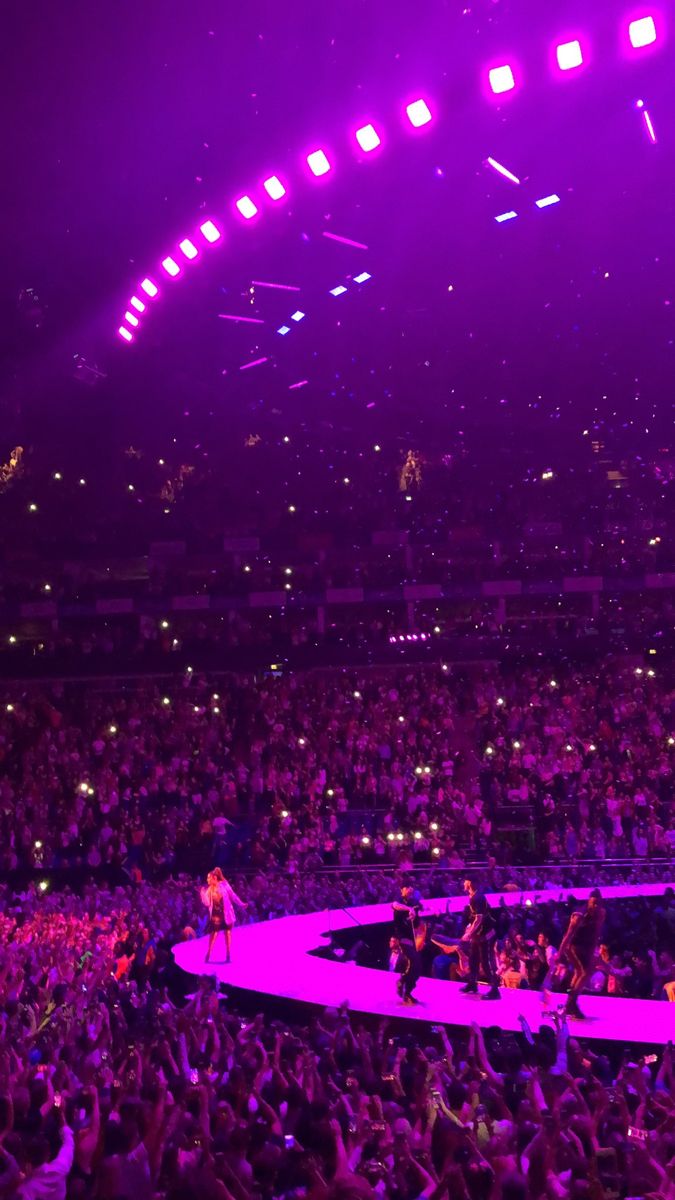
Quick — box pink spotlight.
[124,311,139,327]
[140,278,159,298]
[629,15,657,46]
[263,175,286,200]
[118,326,133,343]
[489,64,516,94]
[161,257,180,278]
[130,296,145,313]
[405,99,432,128]
[199,220,222,243]
[307,149,331,177]
[355,123,381,152]
[236,195,258,219]
[556,39,584,70]
[179,238,198,259]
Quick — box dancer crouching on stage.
[200,867,248,964]
[556,887,606,1018]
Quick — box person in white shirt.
[17,1123,74,1200]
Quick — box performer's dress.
[207,891,226,934]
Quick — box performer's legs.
[565,948,589,1016]
[225,926,232,963]
[480,940,500,999]
[460,943,479,993]
[205,931,217,963]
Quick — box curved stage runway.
[173,882,675,1045]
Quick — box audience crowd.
[0,868,673,1199]
[0,661,672,877]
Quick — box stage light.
[179,238,198,259]
[124,311,139,327]
[291,310,305,321]
[629,15,657,47]
[432,847,440,856]
[355,123,381,151]
[405,98,432,127]
[306,149,331,176]
[263,175,286,199]
[330,285,347,296]
[486,157,521,184]
[140,278,158,297]
[489,64,515,94]
[536,194,560,208]
[236,195,258,219]
[118,326,133,342]
[354,272,371,283]
[199,220,221,243]
[130,296,146,313]
[361,835,370,845]
[277,325,291,335]
[641,108,657,142]
[161,256,180,277]
[495,211,518,222]
[556,39,583,70]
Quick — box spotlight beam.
[322,232,369,249]
[486,156,521,184]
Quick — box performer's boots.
[460,982,478,994]
[482,987,501,1000]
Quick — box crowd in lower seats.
[0,870,674,1199]
[0,661,673,877]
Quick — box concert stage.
[172,882,675,1045]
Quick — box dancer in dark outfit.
[459,877,500,1000]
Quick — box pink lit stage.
[172,883,675,1045]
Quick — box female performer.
[200,867,248,964]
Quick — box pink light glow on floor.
[235,195,258,219]
[118,326,133,342]
[161,257,180,277]
[140,278,158,297]
[405,99,432,128]
[488,64,516,93]
[130,296,146,313]
[306,149,331,176]
[199,220,222,243]
[355,123,381,151]
[124,311,139,327]
[263,175,286,200]
[173,882,675,1044]
[322,232,369,249]
[179,238,198,259]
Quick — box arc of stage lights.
[116,11,664,344]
